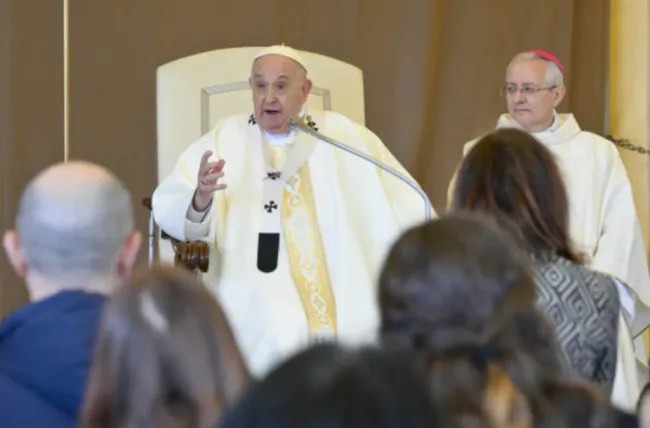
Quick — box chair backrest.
[155,46,365,263]
[157,46,365,182]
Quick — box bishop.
[152,44,431,376]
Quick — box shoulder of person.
[577,130,621,157]
[462,137,480,156]
[185,113,250,151]
[213,112,252,137]
[320,110,366,134]
[562,257,622,302]
[319,109,385,148]
[532,255,621,309]
[533,252,614,286]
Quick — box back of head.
[540,380,615,428]
[379,213,563,428]
[80,264,250,428]
[14,160,134,285]
[220,344,441,428]
[451,128,580,263]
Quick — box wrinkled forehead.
[506,59,549,85]
[251,54,304,81]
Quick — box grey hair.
[16,173,134,283]
[507,52,564,87]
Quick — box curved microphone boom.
[289,117,433,222]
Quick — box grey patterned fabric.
[530,252,620,394]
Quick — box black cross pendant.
[267,171,281,180]
[264,200,278,213]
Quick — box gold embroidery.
[272,149,337,339]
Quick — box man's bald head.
[7,161,139,289]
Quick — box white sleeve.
[591,144,650,309]
[152,132,217,241]
[355,124,435,230]
[611,276,636,327]
[186,203,212,223]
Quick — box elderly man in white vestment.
[152,45,430,377]
[449,49,650,410]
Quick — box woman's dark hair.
[379,213,565,428]
[451,128,582,264]
[220,344,441,428]
[541,380,615,428]
[80,265,250,428]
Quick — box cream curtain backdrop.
[610,0,650,367]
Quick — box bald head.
[14,161,135,284]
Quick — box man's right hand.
[193,150,226,211]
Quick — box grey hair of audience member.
[15,161,134,283]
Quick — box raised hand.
[193,150,226,211]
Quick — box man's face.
[249,54,311,134]
[504,59,565,132]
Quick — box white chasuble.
[259,120,337,342]
[152,108,430,377]
[454,113,650,410]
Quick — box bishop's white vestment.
[152,108,431,377]
[452,113,650,410]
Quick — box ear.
[115,231,142,279]
[303,78,313,97]
[3,231,29,278]
[552,85,566,108]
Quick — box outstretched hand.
[193,150,226,211]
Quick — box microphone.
[289,117,433,222]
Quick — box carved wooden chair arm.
[142,197,210,273]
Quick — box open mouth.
[264,109,281,116]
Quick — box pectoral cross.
[266,171,281,180]
[264,201,278,213]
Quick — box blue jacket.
[0,290,106,427]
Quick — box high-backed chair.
[145,46,366,272]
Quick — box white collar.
[546,110,560,132]
[496,111,582,146]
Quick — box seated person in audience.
[0,161,141,427]
[546,381,631,428]
[379,214,617,428]
[80,265,250,428]
[219,343,441,428]
[449,128,621,395]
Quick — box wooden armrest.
[142,197,210,273]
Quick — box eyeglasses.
[500,84,557,96]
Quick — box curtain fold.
[68,0,610,234]
[0,1,63,319]
[609,0,650,370]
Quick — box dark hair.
[220,344,441,428]
[80,265,250,428]
[451,128,582,264]
[379,213,564,428]
[541,380,615,428]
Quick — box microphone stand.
[289,118,433,222]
